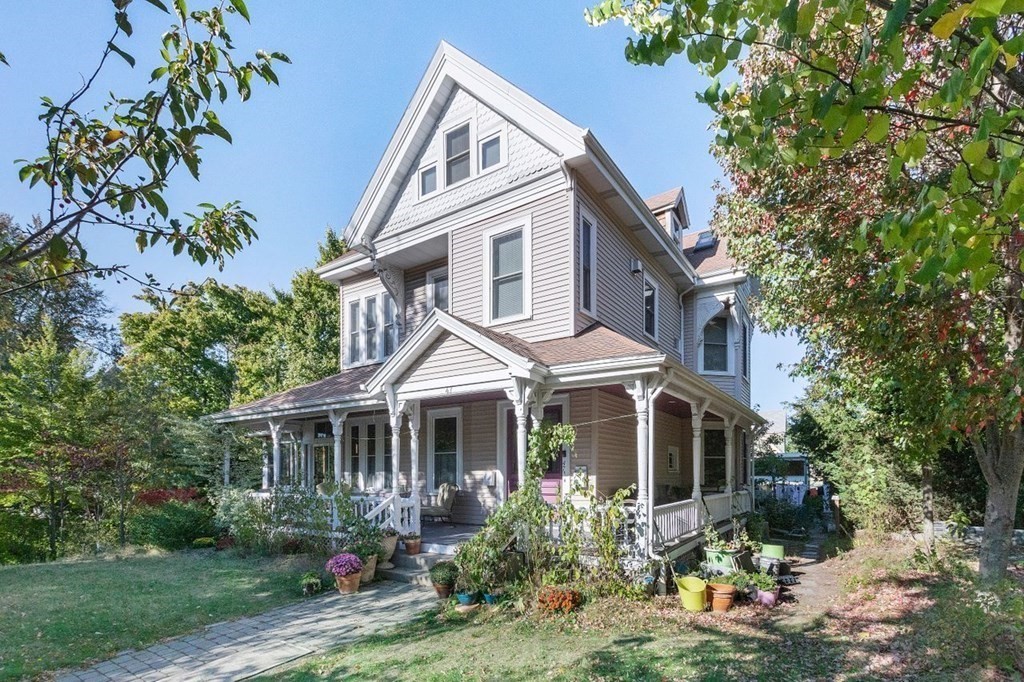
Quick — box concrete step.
[389,550,449,571]
[378,565,435,587]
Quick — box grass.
[0,549,315,680]
[264,538,1024,682]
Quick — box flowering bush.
[537,586,582,614]
[325,552,363,577]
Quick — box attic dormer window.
[445,123,471,186]
[670,212,683,244]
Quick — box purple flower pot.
[756,586,781,607]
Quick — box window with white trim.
[428,408,461,492]
[480,133,502,171]
[445,123,471,186]
[703,316,729,373]
[426,267,449,312]
[703,429,727,488]
[347,300,361,365]
[485,221,530,323]
[742,320,749,378]
[579,210,596,316]
[419,165,437,197]
[643,274,658,339]
[364,296,378,362]
[383,294,398,357]
[670,212,683,244]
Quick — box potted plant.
[345,539,380,584]
[402,532,422,555]
[707,581,737,612]
[325,553,363,594]
[379,526,400,569]
[428,560,459,599]
[702,522,740,574]
[299,571,322,596]
[750,571,781,607]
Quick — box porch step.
[378,550,449,587]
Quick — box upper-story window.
[579,209,596,316]
[445,123,471,187]
[742,320,749,378]
[484,218,531,324]
[419,165,437,198]
[348,293,399,366]
[427,267,449,312]
[643,274,658,340]
[669,212,683,245]
[703,316,730,373]
[480,133,502,171]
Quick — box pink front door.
[506,404,564,503]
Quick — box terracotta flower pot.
[433,582,454,599]
[379,535,398,569]
[359,554,378,584]
[335,573,360,594]
[404,539,422,555]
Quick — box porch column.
[724,416,736,494]
[269,419,283,487]
[301,433,312,488]
[505,378,536,487]
[222,444,230,487]
[625,378,650,553]
[384,385,405,493]
[406,401,422,533]
[328,409,346,486]
[261,441,270,489]
[691,401,709,503]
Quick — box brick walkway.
[57,581,437,681]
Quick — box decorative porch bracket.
[327,409,348,486]
[505,377,539,487]
[371,256,405,337]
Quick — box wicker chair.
[421,482,459,523]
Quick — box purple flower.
[325,552,363,577]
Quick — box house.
[210,42,765,559]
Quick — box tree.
[0,323,98,559]
[591,0,1024,582]
[0,0,289,293]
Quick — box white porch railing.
[652,499,700,544]
[704,491,733,524]
[732,490,752,515]
[333,493,415,534]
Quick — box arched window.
[703,316,729,372]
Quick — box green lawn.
[0,549,315,680]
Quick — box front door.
[505,403,565,503]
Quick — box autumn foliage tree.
[591,0,1024,581]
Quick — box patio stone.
[56,580,436,681]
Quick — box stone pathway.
[778,530,840,627]
[57,581,438,682]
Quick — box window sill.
[486,313,532,326]
[701,369,735,377]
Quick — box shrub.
[192,537,216,549]
[136,488,201,507]
[128,500,214,550]
[429,560,459,586]
[0,508,48,564]
[325,553,362,577]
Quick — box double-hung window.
[579,211,596,315]
[643,275,658,339]
[427,268,449,312]
[486,221,529,323]
[383,294,398,357]
[428,408,461,492]
[445,124,471,187]
[348,301,361,365]
[742,320,749,378]
[703,317,729,373]
[364,296,378,362]
[703,429,727,488]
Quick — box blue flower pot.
[483,592,500,605]
[455,591,478,606]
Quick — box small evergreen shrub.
[128,500,214,550]
[192,537,216,549]
[429,560,459,586]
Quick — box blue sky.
[0,1,804,413]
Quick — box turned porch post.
[505,378,536,487]
[385,385,405,493]
[406,401,422,533]
[724,416,737,494]
[261,441,270,490]
[222,443,230,487]
[625,378,651,553]
[328,409,346,486]
[269,419,283,488]
[691,400,709,505]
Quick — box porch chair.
[421,482,459,523]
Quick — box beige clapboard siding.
[449,187,572,341]
[404,257,447,337]
[568,389,595,479]
[652,408,686,504]
[340,271,388,369]
[594,390,637,497]
[576,184,682,359]
[398,332,505,385]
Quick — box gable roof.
[644,187,684,213]
[341,42,587,252]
